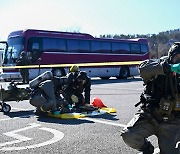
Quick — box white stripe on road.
[0,126,64,151]
[12,107,33,111]
[0,107,127,128]
[1,108,160,152]
[0,123,40,147]
[83,117,126,127]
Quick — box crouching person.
[63,65,93,112]
[29,71,60,116]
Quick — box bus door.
[28,37,43,63]
[27,37,48,78]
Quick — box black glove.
[162,61,171,74]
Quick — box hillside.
[100,28,180,59]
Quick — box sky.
[0,0,180,40]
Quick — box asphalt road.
[0,77,159,154]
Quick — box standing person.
[63,65,92,111]
[16,51,31,83]
[121,42,180,154]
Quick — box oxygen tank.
[29,71,53,88]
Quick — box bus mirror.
[0,41,8,49]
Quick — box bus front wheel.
[117,66,130,79]
[52,68,66,77]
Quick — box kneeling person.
[63,66,92,111]
[29,72,60,115]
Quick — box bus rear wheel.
[117,66,130,79]
[52,68,66,77]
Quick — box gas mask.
[77,78,86,85]
[172,53,180,64]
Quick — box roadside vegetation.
[100,28,180,59]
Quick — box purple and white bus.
[0,29,149,80]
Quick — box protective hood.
[76,71,87,80]
[168,42,180,63]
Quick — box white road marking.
[1,108,160,152]
[83,117,126,128]
[0,107,127,128]
[0,123,40,147]
[0,117,18,122]
[12,107,33,111]
[0,123,64,151]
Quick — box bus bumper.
[1,72,22,81]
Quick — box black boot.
[140,140,154,154]
[34,108,47,116]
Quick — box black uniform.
[121,43,180,154]
[16,52,31,83]
[63,71,91,107]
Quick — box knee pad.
[121,130,137,148]
[121,130,147,150]
[30,93,47,107]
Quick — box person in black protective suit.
[16,51,31,84]
[62,65,92,111]
[121,42,180,154]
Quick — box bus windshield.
[3,37,25,64]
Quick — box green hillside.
[100,28,180,59]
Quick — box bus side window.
[43,38,66,52]
[130,43,141,54]
[79,40,91,53]
[67,39,79,52]
[141,44,148,54]
[102,42,111,53]
[91,41,111,53]
[112,42,130,54]
[91,41,102,53]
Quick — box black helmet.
[168,42,180,63]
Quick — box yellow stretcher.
[48,107,116,119]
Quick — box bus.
[0,29,149,81]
